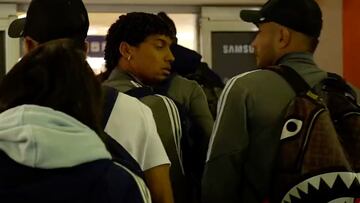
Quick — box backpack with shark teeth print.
[267,65,360,203]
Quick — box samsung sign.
[223,44,254,54]
[211,31,257,82]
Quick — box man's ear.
[279,26,291,49]
[119,41,133,60]
[23,36,39,54]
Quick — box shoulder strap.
[102,85,119,129]
[102,132,145,180]
[101,85,145,180]
[125,74,176,98]
[125,86,154,99]
[267,65,311,95]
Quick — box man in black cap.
[8,1,174,203]
[9,0,89,52]
[202,0,327,202]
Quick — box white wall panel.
[0,4,19,72]
[314,0,343,75]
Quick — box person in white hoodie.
[8,0,173,202]
[0,39,151,203]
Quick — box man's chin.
[160,73,171,80]
[148,75,170,85]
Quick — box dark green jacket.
[104,68,214,203]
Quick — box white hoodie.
[0,104,111,169]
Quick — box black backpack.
[267,65,360,203]
[101,85,145,180]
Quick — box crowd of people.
[1,0,358,202]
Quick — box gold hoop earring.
[127,55,131,61]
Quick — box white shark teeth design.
[321,172,340,188]
[328,198,354,203]
[339,172,358,188]
[281,172,360,203]
[297,183,308,195]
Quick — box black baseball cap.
[240,0,322,38]
[8,0,89,43]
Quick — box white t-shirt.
[104,92,170,171]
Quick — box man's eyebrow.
[158,37,169,42]
[154,38,172,45]
[155,39,166,43]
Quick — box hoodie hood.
[0,105,111,169]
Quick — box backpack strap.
[102,131,145,180]
[102,85,119,129]
[267,65,311,95]
[125,74,175,98]
[101,85,145,180]
[125,86,154,99]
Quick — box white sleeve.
[104,92,170,171]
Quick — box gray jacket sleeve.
[188,82,214,153]
[167,75,214,158]
[202,76,251,203]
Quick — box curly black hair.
[100,12,174,81]
[157,11,177,36]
